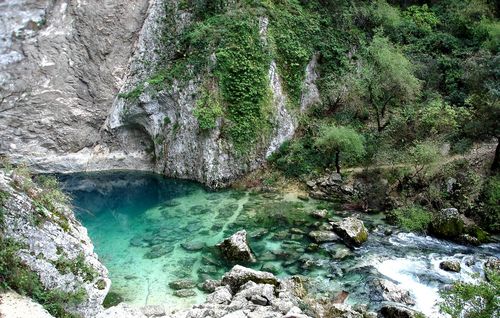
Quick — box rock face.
[331,217,369,248]
[217,230,257,263]
[0,171,109,317]
[429,208,465,239]
[0,0,153,173]
[379,303,420,318]
[439,260,461,272]
[0,0,320,188]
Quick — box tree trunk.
[492,138,500,174]
[335,151,341,174]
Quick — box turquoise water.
[60,172,500,316]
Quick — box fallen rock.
[201,279,221,293]
[217,230,256,263]
[428,208,464,240]
[140,305,166,317]
[206,286,232,305]
[308,230,340,243]
[379,303,419,318]
[370,279,415,305]
[439,260,461,272]
[221,265,279,292]
[484,257,500,281]
[169,279,196,290]
[181,241,206,251]
[331,217,368,247]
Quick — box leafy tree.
[406,141,442,178]
[314,125,365,173]
[359,35,422,132]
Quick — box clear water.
[59,171,500,316]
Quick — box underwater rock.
[217,230,257,263]
[331,217,369,247]
[439,260,461,272]
[169,279,196,290]
[261,263,280,275]
[181,241,206,251]
[310,209,328,219]
[308,230,340,243]
[370,279,415,306]
[221,265,279,292]
[428,208,465,240]
[173,289,197,298]
[144,245,173,259]
[249,228,269,239]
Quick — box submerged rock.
[308,230,340,243]
[181,241,206,251]
[310,209,328,219]
[439,260,461,272]
[217,230,256,263]
[169,279,196,290]
[173,289,197,298]
[331,217,369,247]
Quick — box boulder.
[439,260,461,272]
[370,279,415,305]
[140,305,166,317]
[484,257,500,281]
[217,230,256,263]
[181,241,206,251]
[206,286,232,305]
[201,279,221,293]
[308,230,340,243]
[221,265,279,292]
[379,303,419,318]
[428,208,464,239]
[331,217,369,247]
[310,209,328,219]
[169,279,196,290]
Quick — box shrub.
[386,206,433,232]
[0,237,85,318]
[193,85,223,130]
[439,271,499,318]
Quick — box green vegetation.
[386,206,433,232]
[440,271,499,318]
[0,237,85,318]
[314,125,365,173]
[53,253,98,283]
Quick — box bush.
[0,237,84,318]
[440,271,499,318]
[477,175,500,232]
[386,206,432,232]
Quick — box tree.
[314,125,365,173]
[463,53,500,173]
[360,35,422,132]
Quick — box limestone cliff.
[0,0,320,187]
[0,170,109,317]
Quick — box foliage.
[0,237,85,318]
[477,175,500,232]
[440,271,500,318]
[0,190,9,229]
[386,206,432,232]
[193,84,223,130]
[314,125,365,172]
[53,253,98,283]
[406,142,442,177]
